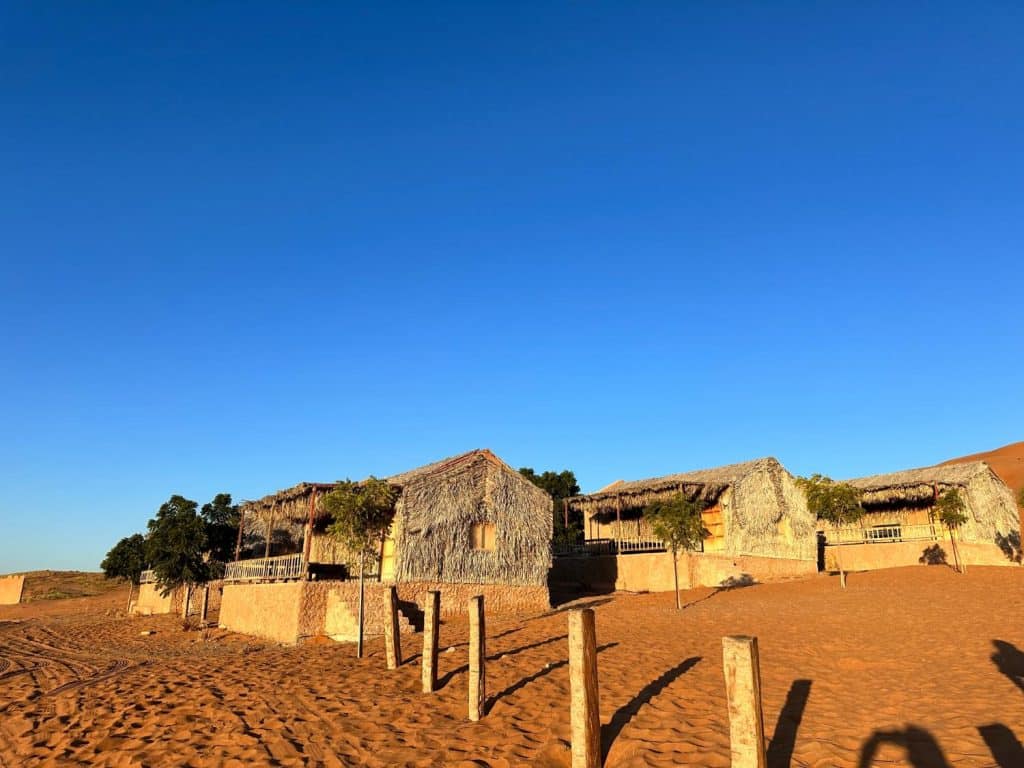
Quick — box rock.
[139,630,155,636]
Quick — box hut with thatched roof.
[219,449,554,643]
[824,461,1021,571]
[553,457,818,593]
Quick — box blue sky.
[2,3,1021,571]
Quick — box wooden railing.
[554,537,667,557]
[140,570,155,584]
[829,523,940,546]
[223,553,306,582]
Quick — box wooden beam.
[722,635,768,768]
[569,608,601,768]
[384,586,402,670]
[468,595,486,721]
[422,590,441,693]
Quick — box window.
[470,522,496,551]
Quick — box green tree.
[645,493,710,610]
[519,468,581,548]
[145,495,210,596]
[935,488,969,573]
[201,493,239,566]
[101,533,148,611]
[322,477,398,658]
[797,474,864,588]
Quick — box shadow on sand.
[767,679,812,768]
[858,726,951,768]
[600,656,702,760]
[991,639,1024,695]
[486,642,618,715]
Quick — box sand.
[1,566,1023,767]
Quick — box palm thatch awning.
[846,461,1001,506]
[566,457,783,515]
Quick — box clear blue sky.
[2,3,1021,572]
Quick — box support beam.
[722,635,768,768]
[468,595,486,721]
[302,489,317,573]
[234,509,245,562]
[422,590,441,693]
[569,608,601,768]
[384,585,402,670]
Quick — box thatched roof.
[846,461,1002,505]
[239,449,522,524]
[566,457,783,515]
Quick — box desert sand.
[1,566,1023,767]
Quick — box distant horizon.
[2,4,1021,571]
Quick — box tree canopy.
[935,489,968,529]
[323,477,398,564]
[519,467,582,545]
[145,494,210,594]
[201,492,239,563]
[101,534,147,585]
[645,493,710,554]
[797,474,864,527]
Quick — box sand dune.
[2,567,1023,767]
[942,440,1024,496]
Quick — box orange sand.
[2,567,1023,767]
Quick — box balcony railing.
[554,537,667,557]
[829,523,940,546]
[140,570,155,584]
[224,553,306,582]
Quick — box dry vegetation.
[17,571,122,603]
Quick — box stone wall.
[825,540,1021,572]
[0,574,25,605]
[394,582,550,617]
[551,551,816,593]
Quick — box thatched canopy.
[568,457,817,560]
[239,449,554,585]
[388,449,553,585]
[566,457,785,515]
[845,460,1019,543]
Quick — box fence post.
[200,586,210,623]
[181,585,191,619]
[422,590,441,693]
[569,608,601,768]
[722,635,768,768]
[384,585,402,670]
[468,595,486,721]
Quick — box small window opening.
[470,522,496,551]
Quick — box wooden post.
[422,590,441,693]
[357,551,366,659]
[722,635,768,768]
[302,488,317,572]
[384,585,402,670]
[234,509,245,561]
[615,495,623,542]
[839,570,847,589]
[181,585,191,619]
[200,586,210,623]
[264,504,276,558]
[569,608,601,768]
[468,595,486,721]
[126,581,134,614]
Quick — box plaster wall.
[0,574,25,605]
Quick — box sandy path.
[1,566,1022,767]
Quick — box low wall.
[551,551,816,594]
[0,574,25,605]
[826,540,1021,572]
[220,578,550,644]
[133,583,176,616]
[220,582,304,643]
[395,582,550,617]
